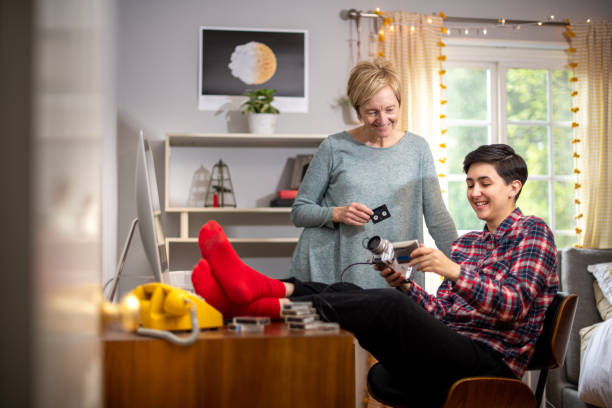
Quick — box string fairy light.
[438,11,448,193]
[441,14,568,38]
[370,8,449,192]
[565,20,584,248]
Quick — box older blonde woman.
[290,58,457,288]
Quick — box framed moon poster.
[199,27,308,112]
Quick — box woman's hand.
[408,245,461,281]
[332,202,373,225]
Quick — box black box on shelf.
[270,198,295,207]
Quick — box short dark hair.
[463,144,528,201]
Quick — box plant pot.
[247,112,278,135]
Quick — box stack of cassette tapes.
[227,316,271,333]
[281,301,340,333]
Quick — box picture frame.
[198,26,309,112]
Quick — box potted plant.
[241,88,280,134]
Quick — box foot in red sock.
[191,259,281,319]
[198,220,286,304]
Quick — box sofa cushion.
[560,248,612,385]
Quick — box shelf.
[167,237,298,258]
[166,133,326,148]
[168,237,298,245]
[165,207,292,214]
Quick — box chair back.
[528,292,578,370]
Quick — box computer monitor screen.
[135,132,169,283]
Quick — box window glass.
[553,127,573,175]
[447,68,488,120]
[519,180,550,224]
[555,234,578,248]
[507,125,548,175]
[555,181,575,230]
[507,68,547,121]
[448,181,481,231]
[552,70,572,122]
[447,126,488,174]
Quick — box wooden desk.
[104,322,355,408]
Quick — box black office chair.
[367,292,578,408]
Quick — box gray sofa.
[546,247,612,408]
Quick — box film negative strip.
[232,316,271,325]
[288,321,340,333]
[227,322,265,333]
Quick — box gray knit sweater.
[289,131,458,288]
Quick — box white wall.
[114,0,612,287]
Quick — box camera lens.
[367,236,382,252]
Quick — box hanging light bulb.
[482,28,488,35]
[427,17,433,24]
[410,25,415,32]
[549,15,555,21]
[586,18,591,23]
[464,28,469,35]
[537,21,543,26]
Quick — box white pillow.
[578,318,612,407]
[587,262,612,306]
[579,322,603,365]
[594,281,612,321]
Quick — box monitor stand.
[108,217,139,302]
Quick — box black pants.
[285,278,516,408]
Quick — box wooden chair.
[367,292,579,408]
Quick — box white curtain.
[379,12,444,148]
[570,21,612,248]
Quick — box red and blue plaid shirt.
[408,208,559,378]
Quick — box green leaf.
[240,88,280,114]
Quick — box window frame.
[443,39,574,239]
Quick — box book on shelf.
[289,154,313,189]
[277,189,298,199]
[270,198,295,207]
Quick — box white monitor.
[135,131,169,283]
[108,132,168,301]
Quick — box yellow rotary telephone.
[129,282,222,345]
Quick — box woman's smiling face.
[358,85,399,139]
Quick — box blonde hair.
[346,58,401,117]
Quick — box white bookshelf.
[164,132,325,264]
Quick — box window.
[443,42,577,248]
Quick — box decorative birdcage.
[205,160,237,207]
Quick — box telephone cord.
[136,299,200,346]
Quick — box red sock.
[198,220,286,304]
[245,297,281,319]
[191,259,281,319]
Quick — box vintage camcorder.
[365,236,419,282]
